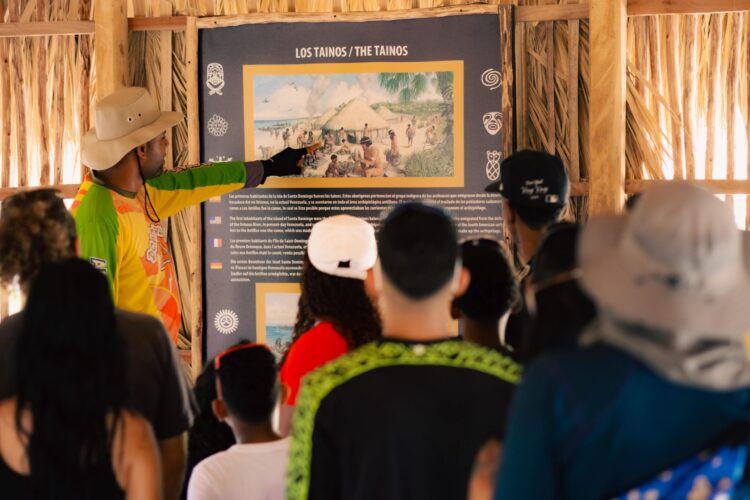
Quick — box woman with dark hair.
[0,258,160,499]
[278,215,381,434]
[0,188,194,500]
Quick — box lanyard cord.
[136,155,161,223]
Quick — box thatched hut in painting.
[323,99,389,136]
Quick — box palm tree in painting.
[378,72,453,134]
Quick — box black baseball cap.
[485,150,569,208]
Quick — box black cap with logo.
[485,150,569,208]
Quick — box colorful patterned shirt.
[71,162,254,342]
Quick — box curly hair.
[288,252,381,357]
[0,189,76,288]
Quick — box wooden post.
[159,0,174,171]
[588,0,626,214]
[94,0,128,99]
[664,15,684,179]
[37,0,51,186]
[80,0,93,181]
[0,26,10,188]
[545,20,555,154]
[9,1,27,188]
[725,14,739,182]
[681,15,696,179]
[705,14,721,180]
[514,23,527,149]
[186,16,203,378]
[567,15,580,181]
[499,6,513,159]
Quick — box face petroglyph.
[206,63,225,96]
[483,112,503,136]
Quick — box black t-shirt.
[0,310,195,440]
[287,338,521,500]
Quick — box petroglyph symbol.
[481,68,502,90]
[214,309,239,335]
[206,63,225,96]
[207,114,228,137]
[486,150,502,181]
[483,112,503,136]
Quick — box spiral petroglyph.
[481,69,502,90]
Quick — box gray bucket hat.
[579,181,750,337]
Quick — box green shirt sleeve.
[145,162,248,219]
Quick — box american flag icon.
[208,216,222,225]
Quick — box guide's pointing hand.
[261,143,322,182]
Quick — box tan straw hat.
[81,87,183,170]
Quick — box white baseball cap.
[307,215,377,280]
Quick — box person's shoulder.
[0,311,23,337]
[115,309,169,343]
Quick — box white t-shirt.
[187,438,290,500]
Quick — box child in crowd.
[286,202,520,500]
[181,360,235,500]
[452,237,518,352]
[187,342,288,500]
[278,214,381,435]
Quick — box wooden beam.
[572,179,750,197]
[0,183,80,200]
[568,179,750,197]
[626,179,750,195]
[588,0,626,214]
[627,0,750,16]
[516,4,589,23]
[0,21,94,37]
[128,16,188,31]
[185,16,203,379]
[196,4,500,28]
[95,0,128,98]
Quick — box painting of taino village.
[251,70,456,178]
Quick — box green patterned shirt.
[287,338,521,500]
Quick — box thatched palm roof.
[324,99,389,131]
[313,109,337,127]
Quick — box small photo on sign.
[255,283,301,359]
[244,61,465,189]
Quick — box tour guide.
[73,87,316,343]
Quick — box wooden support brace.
[588,0,626,214]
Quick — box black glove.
[260,143,321,182]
